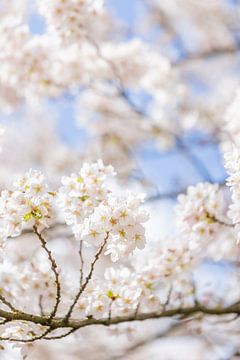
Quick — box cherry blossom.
[0,0,240,358]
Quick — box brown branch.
[108,299,114,324]
[174,46,239,67]
[57,303,240,330]
[4,327,52,343]
[134,301,141,319]
[0,303,239,341]
[38,295,44,316]
[64,232,109,322]
[79,240,84,286]
[163,285,173,311]
[33,226,61,322]
[43,328,77,340]
[0,294,18,313]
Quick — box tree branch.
[33,226,61,322]
[64,232,109,322]
[0,294,18,313]
[0,303,239,342]
[79,240,84,287]
[174,46,240,67]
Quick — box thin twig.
[108,299,114,324]
[79,240,84,287]
[39,295,44,317]
[65,232,109,322]
[0,294,18,313]
[44,328,77,340]
[33,226,61,322]
[2,327,52,343]
[174,46,240,67]
[163,285,173,311]
[134,302,141,319]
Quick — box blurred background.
[1,0,238,193]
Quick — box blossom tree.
[0,0,240,359]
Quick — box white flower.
[38,0,105,45]
[176,182,226,250]
[81,220,107,246]
[0,169,54,241]
[58,161,148,261]
[225,146,240,242]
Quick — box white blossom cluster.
[0,261,59,313]
[0,19,93,111]
[71,256,189,321]
[221,90,240,243]
[175,183,226,250]
[57,160,116,226]
[0,169,54,242]
[225,146,240,242]
[57,160,149,261]
[0,161,148,262]
[38,0,105,45]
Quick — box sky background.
[48,0,228,197]
[23,0,233,197]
